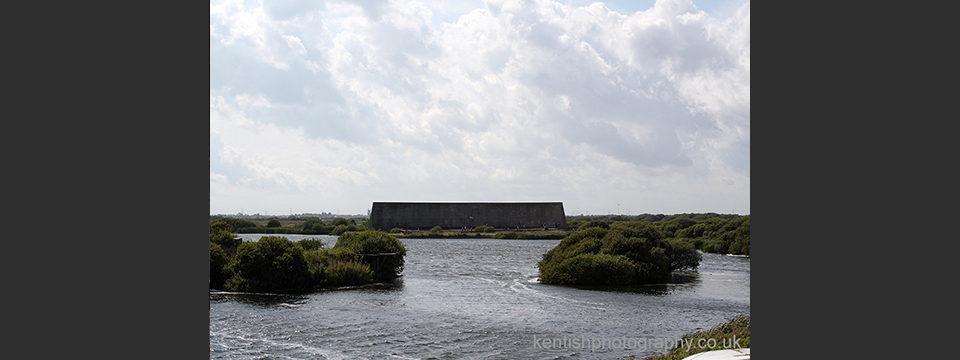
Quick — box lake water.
[210,236,750,359]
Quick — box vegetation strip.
[210,213,749,292]
[210,213,748,255]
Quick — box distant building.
[369,202,568,230]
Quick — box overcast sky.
[210,0,750,216]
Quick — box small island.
[210,221,406,293]
[537,221,702,286]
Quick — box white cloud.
[235,93,273,109]
[210,0,749,215]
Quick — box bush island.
[537,222,701,285]
[210,229,406,292]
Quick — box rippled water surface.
[210,237,750,359]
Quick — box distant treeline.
[210,213,748,255]
[566,212,741,224]
[211,216,370,235]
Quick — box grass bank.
[638,314,750,360]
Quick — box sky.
[210,0,750,216]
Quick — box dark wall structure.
[370,202,568,230]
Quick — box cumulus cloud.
[210,0,750,215]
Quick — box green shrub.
[667,239,701,272]
[210,220,241,250]
[722,218,749,255]
[224,236,310,293]
[538,227,608,267]
[566,220,584,230]
[214,217,257,232]
[734,240,749,256]
[428,226,443,234]
[543,253,637,285]
[297,238,325,251]
[210,229,240,250]
[301,216,321,227]
[210,221,232,235]
[701,240,718,254]
[389,228,402,233]
[690,238,704,249]
[331,224,357,235]
[324,261,374,287]
[335,231,406,254]
[295,217,335,234]
[577,220,611,231]
[331,217,356,226]
[313,223,332,234]
[333,231,407,280]
[475,225,495,233]
[658,218,696,238]
[302,249,326,283]
[266,219,281,227]
[209,242,230,289]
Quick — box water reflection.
[318,279,407,294]
[561,272,702,295]
[209,279,406,306]
[209,291,309,307]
